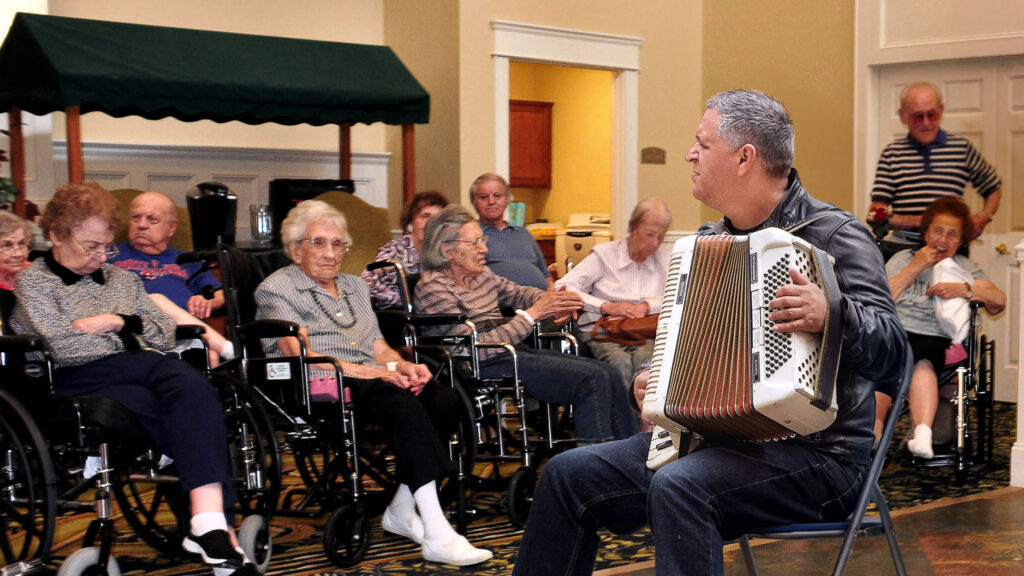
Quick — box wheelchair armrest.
[175,325,206,339]
[537,331,579,354]
[0,334,48,353]
[238,319,301,339]
[405,313,468,327]
[366,260,403,273]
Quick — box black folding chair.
[736,342,913,576]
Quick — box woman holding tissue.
[874,197,1005,458]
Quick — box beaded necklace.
[312,286,358,329]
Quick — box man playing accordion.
[512,89,907,576]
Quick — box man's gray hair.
[279,200,352,262]
[421,204,475,271]
[706,90,794,180]
[469,172,510,202]
[899,81,943,110]
[627,197,672,233]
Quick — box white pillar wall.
[1012,239,1024,487]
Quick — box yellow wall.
[702,1,855,223]
[457,0,705,232]
[384,0,461,225]
[509,62,613,226]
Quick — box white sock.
[190,511,229,536]
[908,424,934,459]
[413,481,457,543]
[387,484,417,518]
[219,341,235,361]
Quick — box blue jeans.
[512,433,866,576]
[479,346,637,443]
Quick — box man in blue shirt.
[111,191,225,318]
[110,191,233,363]
[471,173,552,290]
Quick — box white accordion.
[641,228,842,470]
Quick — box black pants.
[54,350,236,506]
[347,376,457,491]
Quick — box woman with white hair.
[414,205,637,444]
[254,200,491,567]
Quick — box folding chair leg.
[872,486,908,576]
[737,534,760,576]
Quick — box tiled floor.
[595,486,1024,576]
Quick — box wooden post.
[339,122,351,180]
[402,124,415,204]
[66,105,84,183]
[8,107,26,217]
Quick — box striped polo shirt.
[871,130,1000,224]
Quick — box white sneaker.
[907,424,934,459]
[421,534,492,566]
[380,506,424,544]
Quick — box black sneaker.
[182,529,249,570]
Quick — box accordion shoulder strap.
[810,244,842,411]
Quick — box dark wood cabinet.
[509,100,553,188]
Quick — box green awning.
[0,12,429,126]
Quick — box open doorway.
[509,62,614,228]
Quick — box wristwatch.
[964,282,973,299]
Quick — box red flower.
[868,205,890,224]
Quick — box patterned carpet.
[44,402,1015,576]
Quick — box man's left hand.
[187,289,224,319]
[767,268,827,334]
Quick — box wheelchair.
[911,302,995,483]
[366,259,580,529]
[217,244,479,567]
[0,295,280,576]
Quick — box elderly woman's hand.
[526,290,583,322]
[71,313,124,335]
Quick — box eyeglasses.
[907,110,940,124]
[0,239,30,255]
[72,235,119,259]
[926,227,962,242]
[299,236,351,253]
[447,236,488,248]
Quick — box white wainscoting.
[51,141,390,241]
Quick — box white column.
[1011,239,1024,486]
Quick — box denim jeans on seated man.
[511,433,864,576]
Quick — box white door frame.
[491,21,641,240]
[854,0,1024,487]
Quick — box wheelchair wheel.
[111,452,188,555]
[438,379,479,528]
[57,547,120,576]
[0,390,57,568]
[238,514,272,574]
[322,503,370,567]
[220,378,281,521]
[507,466,536,529]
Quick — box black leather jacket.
[700,169,908,465]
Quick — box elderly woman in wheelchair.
[414,205,638,445]
[253,199,492,567]
[10,182,258,576]
[874,197,1005,459]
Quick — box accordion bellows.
[643,228,842,450]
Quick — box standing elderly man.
[554,197,670,396]
[870,81,1001,244]
[471,173,553,290]
[110,191,232,363]
[512,89,907,576]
